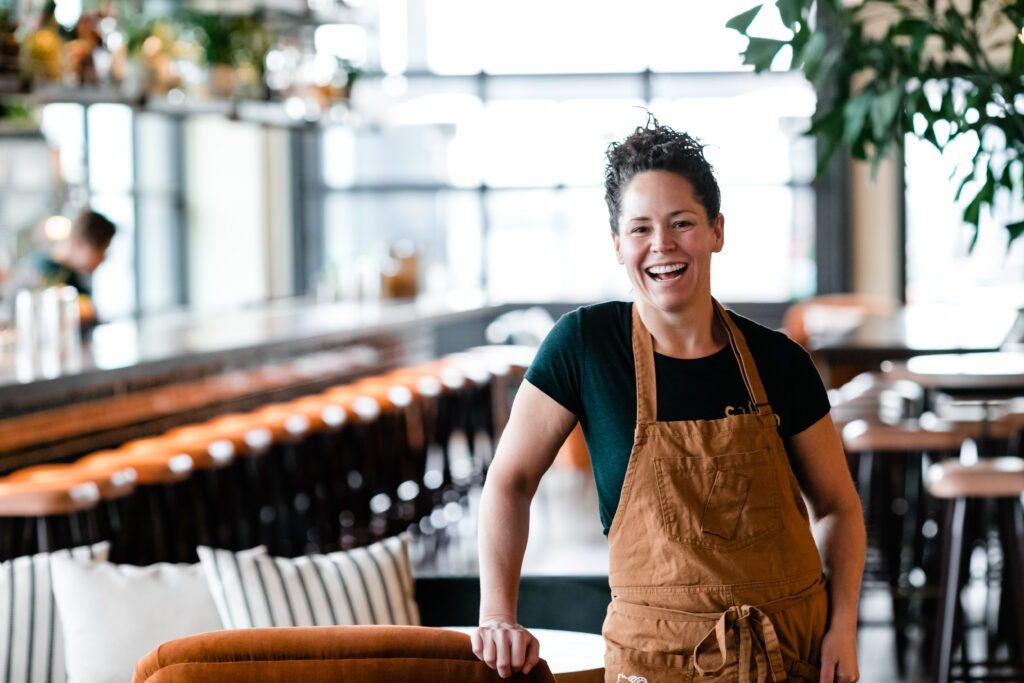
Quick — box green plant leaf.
[726,4,763,34]
[870,85,904,140]
[775,0,803,27]
[741,37,788,72]
[1011,37,1024,76]
[842,95,872,146]
[954,173,973,201]
[967,223,981,253]
[1008,221,1024,247]
[799,31,828,79]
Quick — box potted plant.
[185,11,246,99]
[728,0,1024,248]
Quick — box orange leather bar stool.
[285,393,352,552]
[78,446,194,564]
[322,385,387,548]
[162,424,241,551]
[123,432,233,561]
[6,462,136,556]
[346,377,425,540]
[463,344,535,440]
[203,413,274,550]
[0,478,101,561]
[412,361,477,500]
[440,354,498,482]
[925,458,1024,683]
[383,368,447,518]
[248,402,313,556]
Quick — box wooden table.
[444,626,604,682]
[808,304,1021,388]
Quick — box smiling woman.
[474,121,866,683]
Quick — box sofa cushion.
[197,534,418,628]
[50,555,222,683]
[0,543,108,683]
[132,625,556,683]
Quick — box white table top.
[883,351,1024,391]
[444,626,605,674]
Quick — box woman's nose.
[651,227,675,252]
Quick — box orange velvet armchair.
[133,625,557,683]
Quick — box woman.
[471,122,864,683]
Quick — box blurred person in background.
[9,208,116,325]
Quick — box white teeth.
[646,263,686,275]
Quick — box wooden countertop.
[0,294,515,416]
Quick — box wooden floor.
[413,466,907,683]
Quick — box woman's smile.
[645,262,689,281]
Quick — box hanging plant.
[728,0,1024,249]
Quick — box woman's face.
[612,170,724,314]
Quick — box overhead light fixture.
[44,215,73,242]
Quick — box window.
[905,132,1024,309]
[321,0,818,304]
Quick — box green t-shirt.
[524,301,831,535]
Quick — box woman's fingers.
[473,623,539,678]
[522,633,541,674]
[494,628,512,678]
[509,628,527,671]
[481,629,497,670]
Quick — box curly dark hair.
[604,120,721,234]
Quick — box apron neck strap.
[712,299,772,415]
[631,304,658,423]
[630,300,773,423]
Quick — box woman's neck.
[637,297,728,359]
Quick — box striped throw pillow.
[197,535,419,629]
[0,543,110,683]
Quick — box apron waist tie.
[609,576,826,682]
[691,604,786,683]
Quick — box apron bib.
[602,301,828,683]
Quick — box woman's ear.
[611,231,624,264]
[712,213,725,253]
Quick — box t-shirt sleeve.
[524,309,585,417]
[780,337,832,436]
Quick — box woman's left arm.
[788,413,865,683]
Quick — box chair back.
[133,625,557,683]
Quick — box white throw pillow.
[197,534,419,629]
[0,543,109,683]
[50,556,222,683]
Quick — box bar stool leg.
[35,516,53,553]
[932,496,971,683]
[996,499,1024,670]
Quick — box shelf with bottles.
[3,83,358,128]
[2,0,368,126]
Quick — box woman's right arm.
[472,379,577,678]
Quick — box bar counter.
[0,294,533,470]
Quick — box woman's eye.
[673,221,693,229]
[631,226,649,234]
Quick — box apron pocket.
[604,642,692,683]
[655,448,781,551]
[701,469,751,539]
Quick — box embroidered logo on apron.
[616,675,648,683]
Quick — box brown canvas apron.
[602,301,829,683]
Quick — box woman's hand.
[818,625,859,683]
[471,618,541,679]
